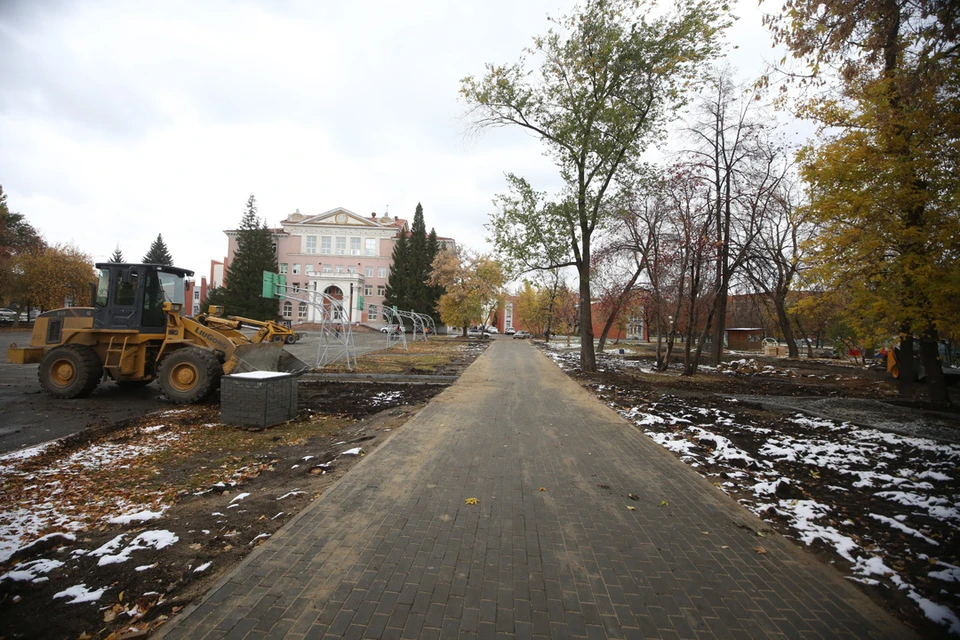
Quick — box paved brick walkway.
[159,340,915,639]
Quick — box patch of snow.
[341,447,363,456]
[868,514,939,546]
[53,584,108,604]
[194,562,212,572]
[93,530,179,566]
[229,492,251,504]
[928,561,960,584]
[107,508,166,525]
[277,491,305,500]
[1,558,64,582]
[141,425,166,433]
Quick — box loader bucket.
[226,343,310,376]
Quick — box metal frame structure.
[277,285,357,370]
[367,304,407,350]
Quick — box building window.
[193,289,200,302]
[282,301,292,318]
[377,285,385,296]
[305,264,314,275]
[306,236,317,253]
[365,266,374,277]
[335,237,346,255]
[298,302,307,320]
[350,237,361,255]
[365,238,377,256]
[364,285,372,296]
[279,263,288,274]
[347,265,357,274]
[323,264,332,273]
[336,265,344,274]
[378,267,386,278]
[321,236,331,254]
[292,263,301,275]
[368,307,378,321]
[293,282,300,293]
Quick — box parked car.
[513,330,532,339]
[505,327,516,335]
[484,326,499,334]
[466,328,485,337]
[0,308,16,322]
[380,325,402,334]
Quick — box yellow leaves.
[465,497,479,505]
[539,487,546,491]
[659,500,669,507]
[754,546,767,554]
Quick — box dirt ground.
[0,339,488,640]
[543,341,960,639]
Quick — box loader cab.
[93,263,194,333]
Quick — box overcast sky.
[0,0,791,280]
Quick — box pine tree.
[222,194,279,320]
[109,245,124,263]
[384,226,411,311]
[142,234,173,265]
[384,203,444,318]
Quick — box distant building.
[184,277,208,316]
[221,207,455,324]
[209,260,225,289]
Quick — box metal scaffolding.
[278,285,357,370]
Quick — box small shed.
[726,328,764,351]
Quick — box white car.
[0,309,16,322]
[484,326,499,334]
[466,328,485,337]
[380,325,402,334]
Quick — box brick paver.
[158,340,916,639]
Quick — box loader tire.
[285,335,297,344]
[38,344,102,399]
[158,348,221,404]
[271,335,285,343]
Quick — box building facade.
[222,207,453,325]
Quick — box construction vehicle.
[195,306,303,344]
[6,263,308,404]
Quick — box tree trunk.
[896,330,915,396]
[579,263,596,372]
[919,329,950,409]
[774,294,798,357]
[710,290,728,364]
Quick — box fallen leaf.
[753,546,767,554]
[721,545,729,549]
[539,487,546,491]
[465,497,479,505]
[118,591,124,602]
[189,543,202,551]
[104,609,117,623]
[701,531,709,535]
[659,500,669,507]
[627,506,636,511]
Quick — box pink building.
[223,207,454,325]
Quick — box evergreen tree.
[383,226,411,310]
[384,203,443,319]
[142,234,173,265]
[109,245,124,263]
[222,194,279,320]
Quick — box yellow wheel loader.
[195,306,303,344]
[6,263,308,404]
